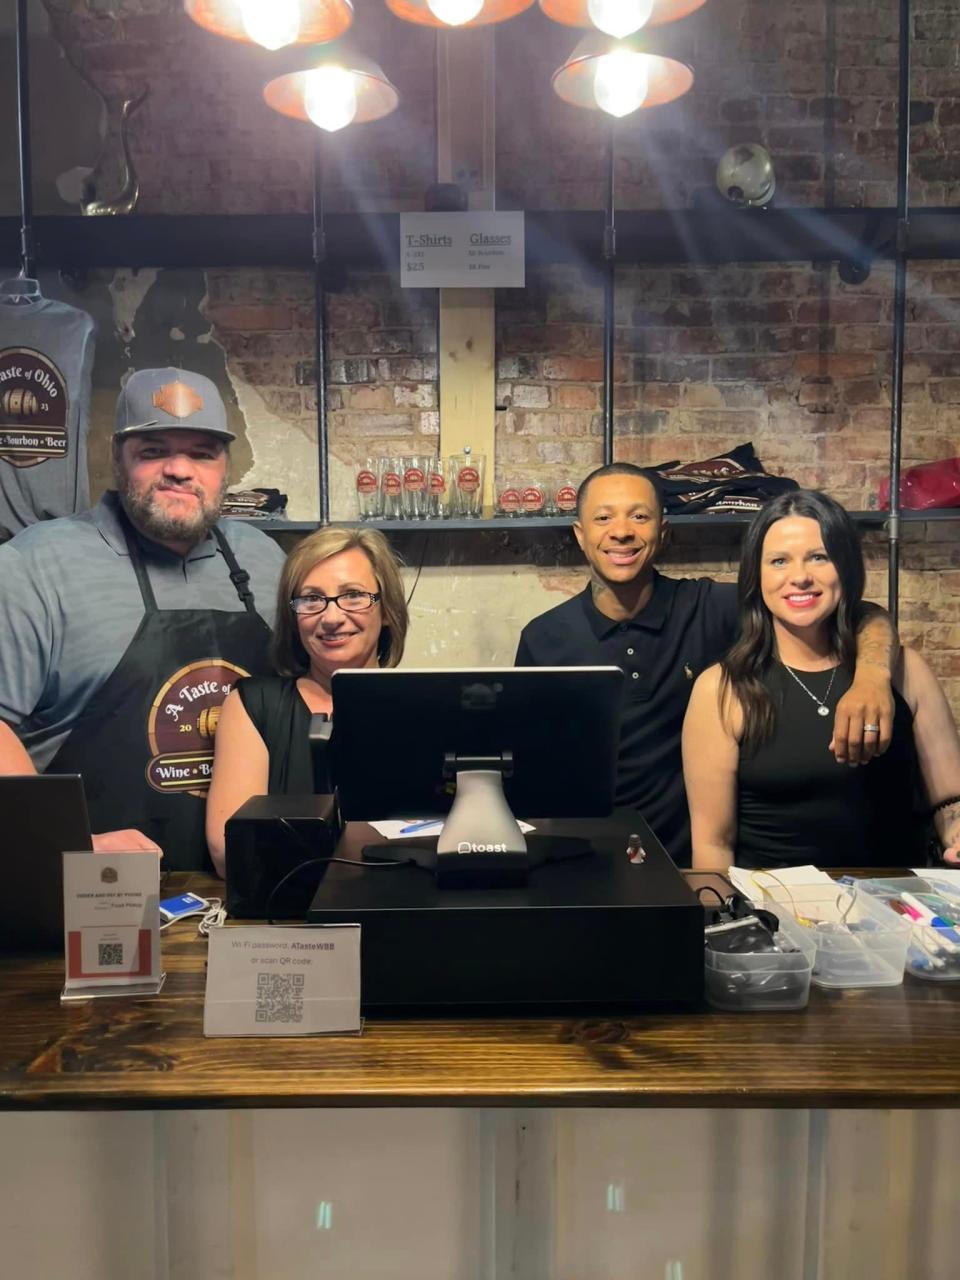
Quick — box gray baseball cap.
[114,368,236,443]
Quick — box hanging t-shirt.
[0,296,95,531]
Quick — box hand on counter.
[92,829,163,856]
[830,667,894,765]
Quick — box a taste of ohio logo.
[0,348,69,468]
[145,660,250,797]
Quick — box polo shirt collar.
[93,490,219,564]
[580,570,677,639]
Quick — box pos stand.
[364,751,591,888]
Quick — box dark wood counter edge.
[3,1082,959,1112]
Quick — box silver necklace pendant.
[781,661,838,717]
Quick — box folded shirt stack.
[221,488,288,520]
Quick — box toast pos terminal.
[328,666,624,886]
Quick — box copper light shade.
[552,34,693,114]
[384,0,535,28]
[184,0,353,47]
[539,0,705,31]
[264,49,399,129]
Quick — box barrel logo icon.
[0,348,69,468]
[403,466,425,493]
[356,469,378,495]
[458,465,480,492]
[382,470,402,497]
[429,470,445,495]
[145,659,250,797]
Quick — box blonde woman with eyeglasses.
[206,527,408,874]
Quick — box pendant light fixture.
[552,33,692,117]
[539,0,705,39]
[184,0,353,51]
[384,0,534,29]
[264,45,399,132]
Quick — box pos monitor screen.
[329,667,624,882]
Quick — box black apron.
[48,516,273,870]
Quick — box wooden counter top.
[3,871,960,1112]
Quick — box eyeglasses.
[289,590,381,616]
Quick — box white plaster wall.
[3,1108,960,1280]
[402,564,582,668]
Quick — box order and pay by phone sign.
[400,212,525,288]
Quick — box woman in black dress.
[683,490,960,870]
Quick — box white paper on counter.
[370,818,536,840]
[727,864,837,907]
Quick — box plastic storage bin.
[857,876,960,981]
[704,912,816,1011]
[760,884,910,988]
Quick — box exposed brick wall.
[13,0,959,214]
[494,259,960,507]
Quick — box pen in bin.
[898,894,960,949]
[901,891,955,929]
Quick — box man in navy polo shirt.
[515,463,896,863]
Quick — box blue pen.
[399,819,443,835]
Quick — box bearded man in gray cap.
[0,368,285,871]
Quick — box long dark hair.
[721,490,865,753]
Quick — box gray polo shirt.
[0,493,285,769]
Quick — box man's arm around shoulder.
[833,603,899,765]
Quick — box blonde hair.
[272,526,408,675]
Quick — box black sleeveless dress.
[735,664,925,869]
[236,676,333,794]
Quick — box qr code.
[255,972,305,1023]
[98,942,124,967]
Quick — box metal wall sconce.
[539,0,705,39]
[552,33,693,117]
[384,0,534,28]
[184,0,353,51]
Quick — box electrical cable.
[405,531,430,609]
[263,818,414,924]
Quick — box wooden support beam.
[436,29,497,509]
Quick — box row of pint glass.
[496,479,579,517]
[356,453,486,520]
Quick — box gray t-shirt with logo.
[0,296,96,532]
[0,493,286,768]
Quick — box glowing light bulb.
[587,0,654,40]
[304,66,359,133]
[593,49,649,117]
[426,0,484,25]
[240,0,301,50]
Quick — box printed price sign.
[400,212,525,288]
[204,925,361,1037]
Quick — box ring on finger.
[863,724,880,733]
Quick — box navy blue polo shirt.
[515,572,739,863]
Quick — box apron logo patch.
[0,347,69,468]
[146,659,250,798]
